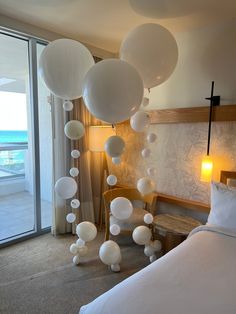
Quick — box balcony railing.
[0,142,28,180]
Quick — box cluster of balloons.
[70,221,97,265]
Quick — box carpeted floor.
[0,232,149,314]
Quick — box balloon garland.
[39,20,178,270]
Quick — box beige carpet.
[0,232,149,314]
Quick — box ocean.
[0,130,28,143]
[0,130,28,170]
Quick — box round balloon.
[63,100,73,111]
[150,255,157,263]
[144,213,153,224]
[130,111,150,132]
[55,176,77,199]
[111,263,120,272]
[147,167,157,177]
[76,221,97,242]
[107,174,117,186]
[64,120,85,140]
[66,213,76,223]
[110,224,121,236]
[71,198,80,208]
[129,0,202,19]
[82,59,144,123]
[137,177,156,195]
[150,240,162,252]
[70,243,79,255]
[71,149,80,158]
[39,38,94,99]
[147,133,157,143]
[112,157,121,164]
[110,197,133,220]
[72,254,80,265]
[76,238,85,247]
[99,240,121,265]
[144,245,155,257]
[132,225,152,245]
[105,136,125,158]
[78,245,88,257]
[120,23,178,89]
[69,167,79,177]
[141,148,151,158]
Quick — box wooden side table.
[152,214,202,253]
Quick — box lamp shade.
[200,155,213,182]
[89,126,115,152]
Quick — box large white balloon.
[64,120,85,140]
[82,59,144,123]
[130,111,150,132]
[137,177,156,195]
[39,39,94,99]
[76,221,97,242]
[99,240,121,265]
[129,0,203,19]
[132,225,152,245]
[105,136,125,158]
[110,197,133,220]
[120,23,178,89]
[55,176,77,199]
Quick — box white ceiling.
[0,0,236,53]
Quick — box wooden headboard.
[220,171,236,186]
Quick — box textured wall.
[108,121,236,205]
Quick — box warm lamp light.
[201,155,213,182]
[89,125,115,152]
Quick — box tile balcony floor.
[0,191,52,241]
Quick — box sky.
[0,91,28,131]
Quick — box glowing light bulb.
[200,155,213,182]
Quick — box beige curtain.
[70,98,107,230]
[51,96,72,236]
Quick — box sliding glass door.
[0,30,52,246]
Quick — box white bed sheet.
[80,226,236,314]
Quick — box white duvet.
[80,225,236,314]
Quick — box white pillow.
[208,181,236,229]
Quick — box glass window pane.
[0,34,35,241]
[37,43,53,229]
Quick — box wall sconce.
[200,81,220,182]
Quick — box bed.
[79,171,236,314]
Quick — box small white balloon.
[141,148,151,158]
[110,224,121,236]
[142,97,149,107]
[147,167,157,177]
[71,199,80,209]
[144,245,155,257]
[72,254,80,265]
[150,240,162,252]
[147,133,157,143]
[99,240,121,266]
[105,136,125,158]
[63,100,73,111]
[111,263,120,272]
[130,111,150,132]
[55,176,77,199]
[70,243,79,255]
[107,175,117,186]
[78,245,88,257]
[76,221,97,242]
[112,157,121,164]
[69,167,79,177]
[149,255,157,263]
[66,213,76,223]
[137,177,155,195]
[64,120,85,140]
[110,197,133,220]
[71,150,80,158]
[144,213,153,224]
[132,225,152,245]
[76,238,85,247]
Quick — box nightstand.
[152,214,202,253]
